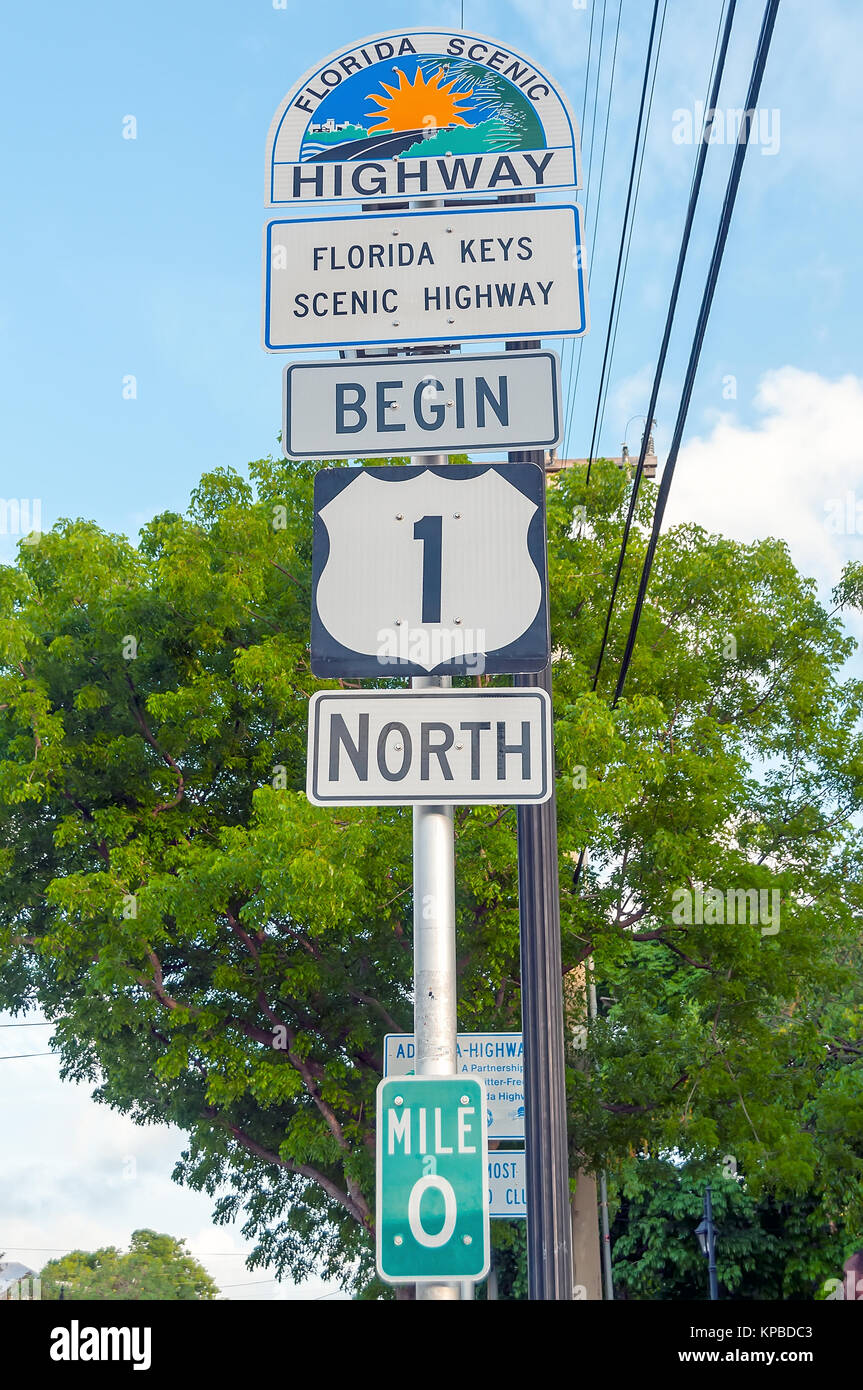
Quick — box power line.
[612,0,782,706]
[572,0,752,894]
[560,0,608,442]
[2,1245,257,1256]
[591,0,737,694]
[584,0,664,486]
[0,1052,55,1060]
[563,0,624,454]
[595,0,670,451]
[0,1021,52,1027]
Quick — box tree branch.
[219,1119,372,1231]
[124,674,185,814]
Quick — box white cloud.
[664,367,863,594]
[0,1025,344,1299]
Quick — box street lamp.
[695,1184,719,1300]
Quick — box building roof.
[0,1261,36,1292]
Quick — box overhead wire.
[0,1052,54,1060]
[611,0,782,707]
[591,0,736,698]
[583,0,664,487]
[560,0,610,445]
[557,0,597,386]
[571,0,749,891]
[570,0,629,450]
[594,0,669,452]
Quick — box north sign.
[306,689,553,807]
[310,463,548,677]
[281,350,562,459]
[376,1075,490,1284]
[263,203,588,352]
[265,27,581,206]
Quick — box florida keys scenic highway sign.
[265,28,582,205]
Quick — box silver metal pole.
[411,444,461,1301]
[412,677,457,1082]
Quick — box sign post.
[410,666,460,1299]
[265,24,589,1303]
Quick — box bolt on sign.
[264,27,582,207]
[310,463,549,677]
[376,1076,490,1284]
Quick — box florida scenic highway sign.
[265,27,582,206]
[281,350,562,459]
[310,463,548,677]
[376,1075,490,1284]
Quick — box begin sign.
[282,351,562,459]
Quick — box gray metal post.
[508,331,574,1300]
[411,441,461,1301]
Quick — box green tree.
[39,1229,218,1300]
[609,1158,845,1300]
[0,455,860,1295]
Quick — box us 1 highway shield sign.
[310,463,549,677]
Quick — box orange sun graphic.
[366,66,475,133]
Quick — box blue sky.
[2,0,862,1298]
[2,0,860,559]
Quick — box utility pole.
[508,329,573,1300]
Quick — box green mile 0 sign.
[376,1076,490,1284]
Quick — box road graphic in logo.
[299,53,546,165]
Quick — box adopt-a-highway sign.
[376,1075,490,1284]
[384,1032,524,1140]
